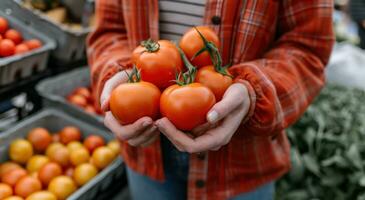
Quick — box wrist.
[234,79,256,124]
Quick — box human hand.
[101,70,159,147]
[156,83,251,153]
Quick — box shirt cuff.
[233,78,256,124]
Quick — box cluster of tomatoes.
[0,126,120,200]
[67,87,102,115]
[110,26,233,132]
[0,17,42,58]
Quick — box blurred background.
[0,0,364,200]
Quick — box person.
[349,0,365,49]
[87,1,334,199]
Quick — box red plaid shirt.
[87,0,334,199]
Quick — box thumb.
[207,83,247,124]
[100,69,131,111]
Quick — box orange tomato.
[196,65,232,101]
[59,126,82,144]
[84,105,96,114]
[0,39,15,57]
[83,135,105,153]
[47,146,69,167]
[0,17,8,34]
[68,94,88,108]
[24,39,41,50]
[45,143,63,158]
[38,162,62,186]
[110,81,161,125]
[26,155,49,173]
[107,140,121,155]
[1,168,27,187]
[91,147,115,169]
[179,26,220,68]
[73,163,98,186]
[25,191,56,200]
[0,183,13,200]
[3,196,24,200]
[14,176,42,198]
[160,83,216,131]
[14,44,29,55]
[132,40,183,89]
[27,128,52,152]
[69,147,90,166]
[0,162,21,179]
[66,141,83,152]
[9,139,33,164]
[48,176,76,200]
[4,29,22,45]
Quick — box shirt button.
[196,180,205,188]
[197,153,206,160]
[211,15,221,25]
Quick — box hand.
[101,70,159,147]
[156,83,251,153]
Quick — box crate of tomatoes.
[36,67,104,127]
[3,0,95,64]
[0,9,55,86]
[109,26,232,132]
[0,108,124,200]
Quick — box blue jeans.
[126,136,274,200]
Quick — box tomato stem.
[125,65,141,83]
[175,45,197,86]
[141,39,160,53]
[192,27,232,78]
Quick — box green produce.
[276,84,365,200]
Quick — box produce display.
[67,87,102,115]
[276,84,365,200]
[0,17,42,58]
[23,0,95,31]
[110,26,233,131]
[0,126,120,200]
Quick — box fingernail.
[142,121,152,127]
[207,111,219,123]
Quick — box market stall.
[0,0,364,200]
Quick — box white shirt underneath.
[159,0,207,41]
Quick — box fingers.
[104,112,152,141]
[207,83,248,124]
[191,122,213,136]
[157,102,248,153]
[155,118,194,151]
[100,69,132,111]
[128,125,158,146]
[156,118,228,153]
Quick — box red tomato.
[179,26,220,68]
[196,65,233,101]
[24,39,42,50]
[0,17,8,34]
[4,29,23,45]
[73,87,91,100]
[131,40,183,89]
[0,39,15,57]
[15,44,29,54]
[160,83,216,131]
[0,35,2,41]
[83,135,105,153]
[68,94,88,108]
[110,81,161,125]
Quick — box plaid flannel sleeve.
[87,0,132,106]
[229,0,335,137]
